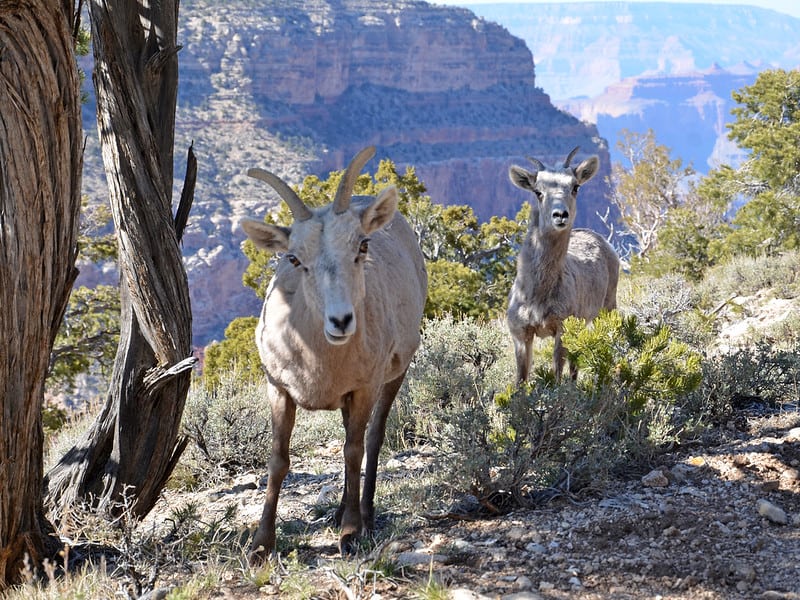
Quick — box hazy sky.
[434,0,800,19]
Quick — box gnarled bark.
[45,0,196,521]
[0,0,82,587]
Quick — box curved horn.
[563,146,581,168]
[526,156,545,171]
[248,167,312,222]
[333,146,376,214]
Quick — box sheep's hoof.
[248,546,268,567]
[333,504,345,527]
[338,532,360,556]
[248,535,276,567]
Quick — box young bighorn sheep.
[240,147,428,563]
[506,146,619,383]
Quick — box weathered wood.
[45,0,196,521]
[0,0,82,587]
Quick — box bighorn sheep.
[240,147,428,563]
[506,146,619,383]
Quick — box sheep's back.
[566,229,620,318]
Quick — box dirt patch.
[145,410,800,599]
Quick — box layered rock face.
[563,64,758,171]
[79,0,610,346]
[465,2,800,101]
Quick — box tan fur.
[507,148,620,382]
[241,147,427,563]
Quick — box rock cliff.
[465,2,800,101]
[78,0,610,346]
[562,64,758,170]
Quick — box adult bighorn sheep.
[240,146,428,563]
[506,146,619,383]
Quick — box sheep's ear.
[574,156,600,185]
[360,185,398,234]
[241,219,291,252]
[509,165,537,191]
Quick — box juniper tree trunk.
[0,0,82,587]
[45,0,197,521]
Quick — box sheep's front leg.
[337,391,372,555]
[512,332,533,384]
[361,372,406,532]
[553,328,566,383]
[249,387,296,565]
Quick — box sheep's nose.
[329,313,353,333]
[552,209,569,224]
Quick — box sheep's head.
[509,146,599,234]
[242,146,398,345]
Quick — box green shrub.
[388,314,514,449]
[697,250,800,302]
[406,311,706,511]
[561,310,703,414]
[202,316,262,390]
[620,273,713,347]
[182,371,272,478]
[430,380,625,508]
[686,340,800,424]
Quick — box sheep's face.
[509,155,600,236]
[243,186,399,345]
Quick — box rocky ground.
[143,406,800,600]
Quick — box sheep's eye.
[572,184,580,195]
[286,254,301,268]
[534,189,543,201]
[356,238,370,262]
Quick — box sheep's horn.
[563,146,581,168]
[333,146,376,214]
[526,156,545,171]
[248,167,312,222]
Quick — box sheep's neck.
[519,222,570,298]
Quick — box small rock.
[514,575,533,590]
[451,589,493,600]
[642,469,669,487]
[760,480,780,492]
[780,468,799,484]
[757,499,788,524]
[761,591,798,600]
[786,427,800,442]
[538,581,555,591]
[230,481,258,494]
[670,463,694,482]
[139,589,172,600]
[734,562,757,582]
[316,484,338,505]
[452,538,473,551]
[525,542,546,554]
[395,551,448,567]
[662,525,680,537]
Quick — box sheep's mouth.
[325,331,352,346]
